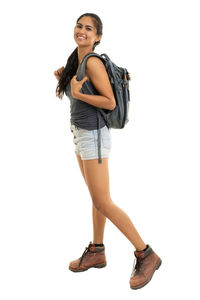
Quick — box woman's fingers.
[54,66,64,76]
[81,76,89,82]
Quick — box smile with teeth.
[77,35,87,40]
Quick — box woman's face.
[74,16,101,49]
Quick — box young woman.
[54,13,162,290]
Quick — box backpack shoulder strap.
[76,52,105,81]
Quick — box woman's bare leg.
[75,154,106,244]
[82,158,146,251]
[92,204,106,244]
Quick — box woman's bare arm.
[73,57,116,110]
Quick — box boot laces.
[78,242,93,267]
[131,256,144,277]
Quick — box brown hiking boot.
[129,244,162,289]
[68,241,107,272]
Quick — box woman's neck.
[77,47,94,67]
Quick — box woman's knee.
[92,197,112,215]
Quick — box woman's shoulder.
[86,55,106,71]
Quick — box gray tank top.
[65,82,106,130]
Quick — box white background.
[0,0,200,299]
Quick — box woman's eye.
[76,24,91,30]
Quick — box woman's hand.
[70,75,89,98]
[54,66,64,81]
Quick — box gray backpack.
[76,52,131,163]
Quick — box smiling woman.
[55,13,102,99]
[54,13,162,290]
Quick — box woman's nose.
[78,31,86,36]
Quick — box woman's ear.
[95,34,102,43]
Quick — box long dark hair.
[56,13,103,99]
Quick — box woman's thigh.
[82,158,112,211]
[75,153,87,185]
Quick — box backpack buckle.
[123,72,130,88]
[123,72,131,89]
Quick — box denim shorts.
[70,124,112,160]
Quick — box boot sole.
[130,258,162,290]
[69,261,107,272]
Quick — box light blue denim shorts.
[70,124,112,160]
